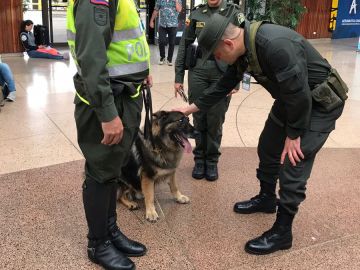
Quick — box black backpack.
[33,24,50,46]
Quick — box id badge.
[242,72,251,91]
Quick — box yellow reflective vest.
[66,0,150,77]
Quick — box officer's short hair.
[222,22,242,40]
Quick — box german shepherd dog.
[118,110,195,222]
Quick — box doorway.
[25,0,207,46]
[23,0,67,45]
[48,0,68,44]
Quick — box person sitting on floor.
[0,62,16,102]
[20,20,69,60]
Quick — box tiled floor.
[1,39,359,269]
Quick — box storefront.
[23,0,244,45]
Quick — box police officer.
[175,0,237,181]
[177,5,347,254]
[67,0,152,269]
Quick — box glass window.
[51,0,67,43]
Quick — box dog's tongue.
[181,137,192,153]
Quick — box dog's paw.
[127,201,139,211]
[145,209,159,223]
[176,194,190,204]
[135,191,144,200]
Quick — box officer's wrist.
[95,104,118,123]
[286,126,304,140]
[185,103,199,115]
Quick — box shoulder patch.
[90,0,109,7]
[94,7,108,26]
[21,34,28,41]
[237,13,245,26]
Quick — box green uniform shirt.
[73,0,149,123]
[175,1,228,84]
[194,22,335,139]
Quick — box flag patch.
[90,0,109,6]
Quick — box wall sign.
[333,0,360,38]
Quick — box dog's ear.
[152,110,168,120]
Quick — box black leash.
[141,83,155,148]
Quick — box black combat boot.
[245,207,294,255]
[192,161,205,179]
[108,216,147,257]
[107,181,147,257]
[233,181,277,214]
[88,239,135,270]
[205,164,218,181]
[83,178,134,269]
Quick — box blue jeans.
[27,50,64,60]
[0,63,16,95]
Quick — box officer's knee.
[83,176,117,190]
[83,177,100,190]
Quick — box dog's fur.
[118,110,195,222]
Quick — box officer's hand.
[150,21,155,29]
[280,136,304,166]
[172,103,199,116]
[227,89,239,96]
[144,75,153,88]
[101,116,124,145]
[174,83,183,98]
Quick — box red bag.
[37,47,60,56]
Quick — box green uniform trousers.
[256,105,344,215]
[74,86,143,184]
[188,59,230,165]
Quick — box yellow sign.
[329,0,338,31]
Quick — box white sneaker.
[159,58,165,65]
[62,52,70,60]
[6,91,16,102]
[166,59,173,66]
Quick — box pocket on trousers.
[115,94,141,129]
[73,75,90,105]
[312,82,343,113]
[185,43,198,69]
[327,69,348,101]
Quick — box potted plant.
[245,0,306,29]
